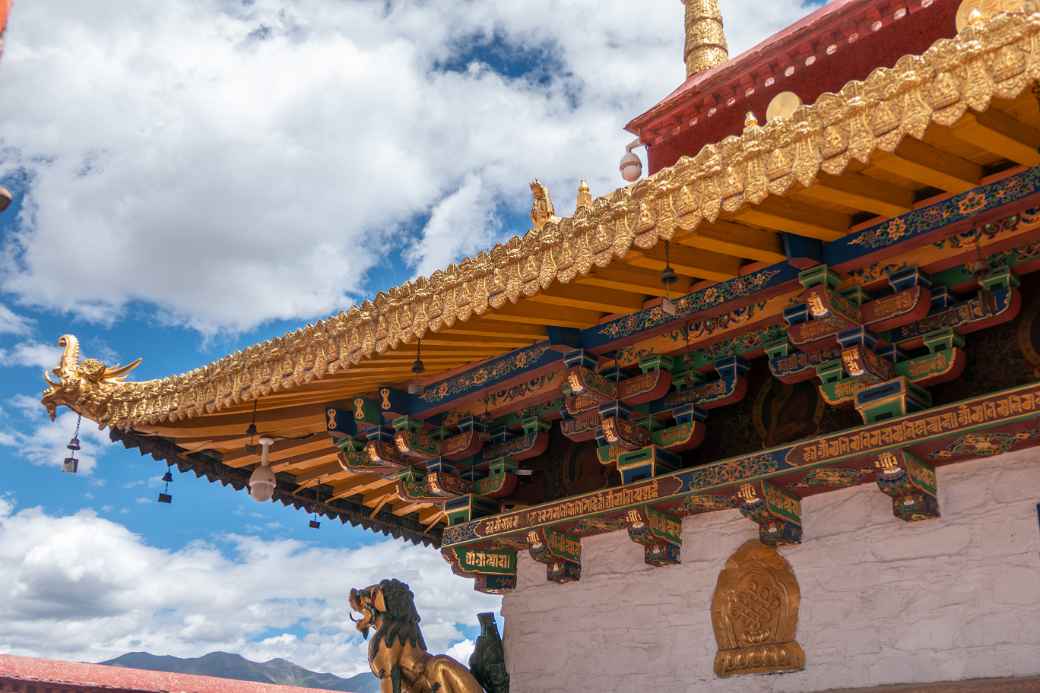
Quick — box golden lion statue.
[349,579,484,693]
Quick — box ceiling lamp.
[660,241,678,316]
[157,467,173,504]
[619,139,644,182]
[248,436,277,503]
[63,414,82,474]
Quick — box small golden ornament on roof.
[576,179,592,212]
[529,179,559,231]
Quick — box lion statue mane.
[349,578,486,693]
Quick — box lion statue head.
[348,578,427,652]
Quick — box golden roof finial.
[576,179,592,212]
[683,0,729,78]
[530,179,559,231]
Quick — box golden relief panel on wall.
[711,540,805,678]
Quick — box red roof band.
[0,655,356,693]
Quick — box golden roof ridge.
[42,10,1040,429]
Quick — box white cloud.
[7,393,45,420]
[0,340,62,369]
[407,175,500,278]
[0,500,499,676]
[0,303,32,336]
[0,0,810,334]
[445,638,476,664]
[0,408,112,474]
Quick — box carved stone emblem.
[711,540,805,678]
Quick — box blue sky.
[0,0,818,677]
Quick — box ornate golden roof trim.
[45,12,1040,430]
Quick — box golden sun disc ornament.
[766,91,802,123]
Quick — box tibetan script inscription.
[443,477,683,546]
[788,387,1040,466]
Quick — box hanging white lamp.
[248,436,277,502]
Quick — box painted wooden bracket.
[442,546,518,594]
[445,494,500,526]
[393,415,488,463]
[738,481,802,546]
[526,527,582,583]
[663,356,750,411]
[816,327,894,407]
[888,268,1021,348]
[625,505,682,566]
[615,445,683,485]
[874,450,940,521]
[854,377,932,423]
[784,265,931,352]
[484,417,551,462]
[334,427,411,475]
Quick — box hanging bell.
[66,436,81,452]
[162,471,174,483]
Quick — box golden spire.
[683,0,729,78]
[576,180,592,212]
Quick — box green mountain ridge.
[100,650,379,693]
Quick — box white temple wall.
[501,449,1040,692]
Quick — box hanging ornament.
[309,488,322,529]
[408,339,426,395]
[63,414,82,474]
[158,466,173,504]
[660,241,678,316]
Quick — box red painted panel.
[629,0,959,175]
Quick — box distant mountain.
[100,651,379,693]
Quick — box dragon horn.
[43,369,58,387]
[56,334,80,373]
[103,357,143,381]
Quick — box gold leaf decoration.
[43,12,1040,429]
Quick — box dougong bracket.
[737,481,802,545]
[526,527,582,583]
[625,505,682,566]
[874,451,940,521]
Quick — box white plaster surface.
[501,449,1040,692]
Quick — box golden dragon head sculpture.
[41,334,142,422]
